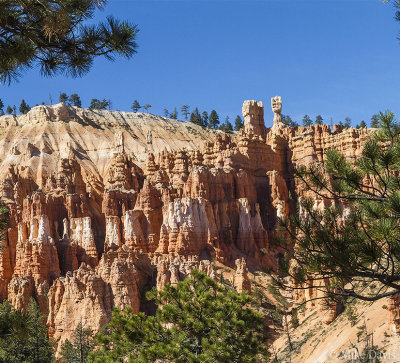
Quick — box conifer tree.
[279,111,400,303]
[0,299,54,362]
[208,110,219,129]
[6,106,12,115]
[60,321,94,363]
[170,107,178,120]
[90,271,268,362]
[69,94,82,108]
[163,108,169,117]
[190,107,203,126]
[234,115,244,131]
[142,104,152,113]
[315,115,323,125]
[131,100,141,112]
[19,99,30,114]
[359,120,367,128]
[59,93,68,103]
[344,117,351,128]
[202,111,209,127]
[220,116,233,132]
[302,114,312,127]
[181,105,190,121]
[281,115,299,129]
[0,99,4,115]
[371,114,379,128]
[90,99,109,110]
[0,1,139,84]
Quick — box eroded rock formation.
[0,101,380,348]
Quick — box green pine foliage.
[90,270,268,362]
[208,110,220,129]
[69,94,82,107]
[202,111,209,127]
[170,107,178,119]
[281,115,299,129]
[302,115,312,127]
[0,1,139,84]
[0,299,54,363]
[60,321,94,363]
[190,107,203,126]
[220,116,233,133]
[279,111,400,302]
[315,115,323,125]
[19,99,31,114]
[131,100,141,112]
[181,105,190,121]
[371,114,380,128]
[89,99,109,110]
[59,93,68,103]
[234,115,244,131]
[6,106,12,114]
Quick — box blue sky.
[2,0,400,127]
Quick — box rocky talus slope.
[0,101,398,358]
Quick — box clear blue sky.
[2,0,400,127]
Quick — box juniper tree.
[278,111,400,303]
[90,270,268,362]
[0,0,139,84]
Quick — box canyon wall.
[0,101,387,350]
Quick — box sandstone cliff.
[0,101,396,355]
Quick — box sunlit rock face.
[0,101,372,348]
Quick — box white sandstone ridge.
[0,103,216,184]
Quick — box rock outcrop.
[0,100,379,350]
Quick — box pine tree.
[280,111,400,302]
[202,111,209,127]
[234,115,244,131]
[69,94,82,107]
[0,99,4,114]
[12,106,16,115]
[0,299,54,363]
[302,114,312,127]
[142,104,152,113]
[163,108,169,117]
[181,105,190,121]
[131,100,141,112]
[190,107,203,126]
[359,120,367,128]
[90,99,109,110]
[19,99,30,114]
[371,114,380,128]
[0,1,139,84]
[315,115,323,125]
[59,93,68,103]
[90,271,268,362]
[208,110,220,129]
[60,321,94,363]
[220,116,233,133]
[344,117,351,128]
[170,107,178,120]
[281,115,299,129]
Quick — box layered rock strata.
[0,101,382,347]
